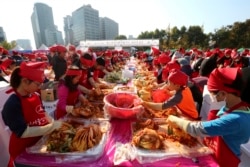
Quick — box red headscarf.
[167,60,181,71]
[207,68,241,95]
[0,59,13,71]
[151,47,160,56]
[162,60,181,81]
[104,50,112,58]
[19,62,46,83]
[49,46,57,52]
[153,58,159,66]
[69,45,76,51]
[168,69,188,86]
[158,53,171,64]
[65,69,82,76]
[36,53,48,61]
[231,49,240,60]
[80,53,95,67]
[76,50,82,55]
[27,54,36,61]
[56,45,67,53]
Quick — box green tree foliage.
[216,20,250,48]
[0,40,17,50]
[137,29,166,50]
[115,35,127,39]
[137,18,250,50]
[186,26,207,48]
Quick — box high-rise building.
[31,3,64,49]
[64,15,74,45]
[44,27,64,46]
[0,27,7,43]
[16,39,32,50]
[71,5,100,45]
[99,17,119,40]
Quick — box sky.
[0,0,250,49]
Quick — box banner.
[80,39,159,47]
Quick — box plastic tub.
[103,92,143,119]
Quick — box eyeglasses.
[32,81,43,87]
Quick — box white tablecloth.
[240,141,250,167]
[0,82,12,167]
[0,81,11,108]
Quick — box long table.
[15,118,218,167]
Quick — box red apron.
[55,89,80,119]
[93,69,100,81]
[232,62,243,68]
[97,69,105,78]
[204,101,247,167]
[105,59,113,72]
[223,59,232,67]
[8,92,50,167]
[81,69,98,90]
[79,68,88,87]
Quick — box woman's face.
[210,91,227,102]
[96,65,105,70]
[166,80,178,91]
[23,78,42,94]
[72,75,81,84]
[60,51,67,58]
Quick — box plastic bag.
[113,142,136,165]
[115,93,134,108]
[104,93,144,119]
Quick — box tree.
[171,26,181,42]
[0,40,17,50]
[213,27,231,48]
[186,26,207,48]
[115,35,127,40]
[137,18,250,50]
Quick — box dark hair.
[64,65,79,91]
[10,67,22,88]
[96,57,105,66]
[82,53,93,60]
[63,75,78,92]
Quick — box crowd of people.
[136,46,250,167]
[1,44,250,167]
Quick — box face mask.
[210,91,225,103]
[210,94,218,103]
[222,96,227,105]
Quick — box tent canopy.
[37,44,49,50]
[11,45,24,51]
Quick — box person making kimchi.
[55,66,89,119]
[142,69,199,119]
[1,62,63,167]
[167,67,250,167]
